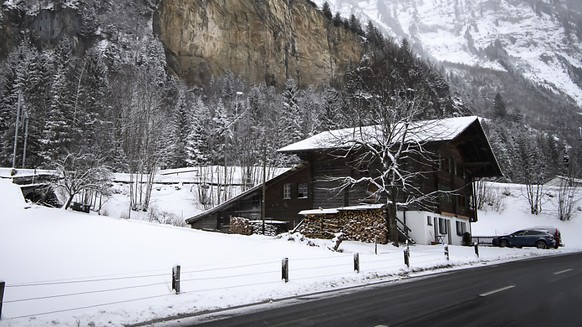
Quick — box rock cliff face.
[154,0,366,88]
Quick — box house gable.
[185,163,313,231]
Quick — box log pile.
[298,208,388,244]
[229,216,253,235]
[229,216,278,236]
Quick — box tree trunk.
[385,199,399,247]
[64,194,74,210]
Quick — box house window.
[457,164,465,178]
[427,216,432,226]
[456,221,467,236]
[437,154,444,170]
[439,187,452,204]
[298,183,308,199]
[439,218,448,234]
[457,194,466,208]
[283,183,292,199]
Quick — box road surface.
[166,252,582,327]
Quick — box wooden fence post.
[282,258,289,283]
[172,265,181,294]
[354,253,360,273]
[474,242,479,258]
[0,280,5,319]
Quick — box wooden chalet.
[277,116,502,245]
[186,116,502,245]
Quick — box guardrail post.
[354,253,360,273]
[474,242,479,258]
[403,248,410,267]
[0,280,4,319]
[172,265,181,294]
[282,258,289,283]
[444,244,449,261]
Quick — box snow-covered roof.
[299,204,385,215]
[299,208,339,215]
[278,116,479,153]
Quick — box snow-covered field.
[0,179,581,327]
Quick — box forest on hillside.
[0,0,578,193]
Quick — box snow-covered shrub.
[148,208,186,227]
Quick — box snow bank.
[0,179,28,215]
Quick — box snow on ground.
[472,182,582,246]
[0,180,581,327]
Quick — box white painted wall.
[398,210,471,245]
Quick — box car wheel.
[536,241,547,249]
[499,240,509,248]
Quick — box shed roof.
[185,163,309,224]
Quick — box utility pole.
[261,137,267,235]
[22,108,29,168]
[11,91,22,169]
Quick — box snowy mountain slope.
[315,0,582,107]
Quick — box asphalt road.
[175,252,582,327]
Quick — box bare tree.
[118,64,170,213]
[556,175,581,221]
[53,152,112,210]
[516,135,546,214]
[326,93,443,246]
[474,178,503,211]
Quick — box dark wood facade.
[285,118,502,222]
[186,163,313,231]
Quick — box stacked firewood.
[229,216,279,236]
[229,216,253,235]
[298,214,340,239]
[298,208,388,244]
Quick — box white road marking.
[479,285,515,297]
[553,269,573,275]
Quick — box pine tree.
[0,38,38,166]
[349,14,364,35]
[170,86,191,168]
[365,21,384,47]
[186,97,211,166]
[280,79,303,143]
[333,12,342,26]
[322,2,332,20]
[25,50,56,167]
[493,93,507,119]
[320,86,344,130]
[297,86,322,138]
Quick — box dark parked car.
[533,226,563,249]
[492,229,556,249]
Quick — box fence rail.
[1,245,479,321]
